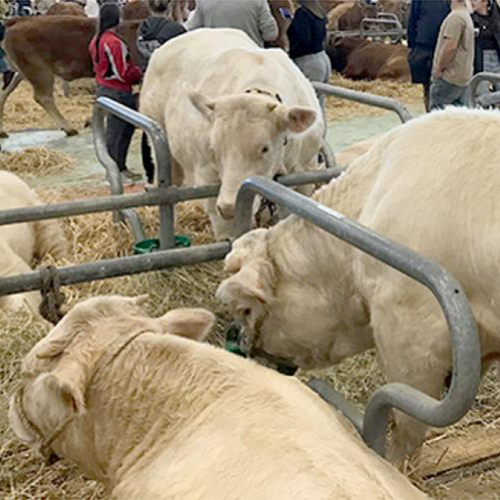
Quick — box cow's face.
[216,230,373,369]
[188,91,317,220]
[9,295,214,469]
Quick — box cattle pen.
[2,76,500,500]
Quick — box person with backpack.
[137,0,186,69]
[89,2,143,182]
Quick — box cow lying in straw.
[0,171,68,313]
[140,28,324,240]
[217,107,500,462]
[10,295,426,500]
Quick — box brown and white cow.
[0,16,140,137]
[10,294,427,500]
[327,37,410,81]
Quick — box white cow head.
[216,229,374,369]
[188,89,318,220]
[9,295,215,471]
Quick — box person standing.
[137,0,186,69]
[287,0,330,111]
[89,2,143,182]
[430,0,475,110]
[407,0,450,111]
[471,0,500,94]
[185,0,278,48]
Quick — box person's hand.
[433,66,444,79]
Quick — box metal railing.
[233,176,480,457]
[330,14,406,43]
[313,82,413,124]
[0,100,342,298]
[465,72,500,108]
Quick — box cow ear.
[281,106,317,134]
[29,371,86,432]
[186,86,216,120]
[160,308,215,341]
[216,266,271,307]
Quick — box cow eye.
[283,137,288,146]
[243,308,252,317]
[261,146,269,154]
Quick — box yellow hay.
[0,147,75,178]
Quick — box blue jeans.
[429,78,467,110]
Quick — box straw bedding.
[0,148,75,178]
[0,78,498,499]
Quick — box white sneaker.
[121,168,142,183]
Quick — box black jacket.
[472,2,500,73]
[287,7,327,60]
[137,17,186,64]
[407,0,450,50]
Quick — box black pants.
[96,86,137,172]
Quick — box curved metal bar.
[465,72,500,108]
[93,97,176,249]
[120,209,146,243]
[233,176,480,457]
[313,82,413,124]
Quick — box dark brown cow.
[327,37,410,81]
[0,16,141,137]
[46,2,86,16]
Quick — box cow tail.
[141,131,155,183]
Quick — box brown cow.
[121,0,150,20]
[327,37,410,81]
[46,2,87,16]
[0,16,141,137]
[327,1,377,31]
[377,0,410,27]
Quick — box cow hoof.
[0,131,9,138]
[65,128,79,137]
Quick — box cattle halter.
[14,328,151,465]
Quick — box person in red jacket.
[89,2,142,182]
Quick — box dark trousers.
[96,85,137,172]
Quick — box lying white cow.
[0,171,68,313]
[140,28,324,239]
[217,107,500,462]
[10,295,426,500]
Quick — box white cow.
[140,28,324,239]
[10,295,427,500]
[217,107,500,462]
[0,171,68,314]
[335,134,382,167]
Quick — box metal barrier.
[313,82,413,124]
[465,72,500,108]
[0,99,342,299]
[233,176,480,457]
[330,14,406,43]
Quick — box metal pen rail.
[233,176,480,457]
[313,82,413,124]
[465,72,500,108]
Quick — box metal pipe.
[233,177,480,457]
[0,243,231,296]
[313,82,413,124]
[0,170,342,227]
[465,72,500,108]
[306,378,363,434]
[120,209,147,243]
[94,97,176,249]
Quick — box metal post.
[313,82,413,124]
[94,97,176,249]
[233,177,480,457]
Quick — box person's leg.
[294,53,329,116]
[423,82,430,112]
[113,92,137,172]
[429,79,465,110]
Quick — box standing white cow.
[217,108,500,462]
[140,28,324,239]
[0,171,68,314]
[10,295,426,500]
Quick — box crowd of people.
[409,0,500,110]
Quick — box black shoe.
[3,70,15,90]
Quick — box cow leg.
[32,74,78,136]
[367,283,452,464]
[0,72,23,138]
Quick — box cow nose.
[217,202,235,220]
